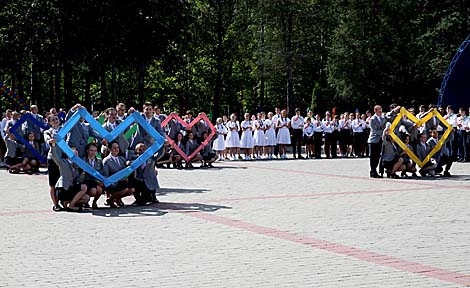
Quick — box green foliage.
[0,0,468,115]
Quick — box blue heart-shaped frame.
[10,113,50,163]
[54,108,165,187]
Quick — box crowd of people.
[1,101,469,212]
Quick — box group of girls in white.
[210,107,371,161]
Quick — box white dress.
[225,121,240,148]
[253,120,266,146]
[212,124,227,151]
[276,117,291,145]
[240,120,254,148]
[264,119,276,146]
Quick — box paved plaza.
[1,158,470,287]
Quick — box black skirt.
[47,159,60,187]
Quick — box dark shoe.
[116,199,125,207]
[105,199,117,208]
[370,171,379,178]
[443,171,451,177]
[298,155,305,159]
[66,206,80,212]
[92,202,98,210]
[52,205,62,212]
[83,202,91,209]
[390,173,400,179]
[411,173,418,178]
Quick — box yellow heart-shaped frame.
[389,108,452,168]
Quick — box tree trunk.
[54,61,62,109]
[138,62,145,107]
[112,60,117,105]
[63,61,73,103]
[84,73,91,110]
[213,0,224,118]
[101,69,108,109]
[48,65,55,109]
[286,5,294,115]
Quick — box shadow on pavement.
[88,201,231,218]
[157,187,210,195]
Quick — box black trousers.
[369,141,382,174]
[324,132,336,158]
[353,132,364,157]
[314,132,323,158]
[436,154,453,174]
[292,129,303,157]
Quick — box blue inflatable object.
[55,108,165,187]
[10,114,50,163]
[438,35,470,108]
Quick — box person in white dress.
[304,117,314,158]
[253,112,266,159]
[276,109,291,159]
[225,114,240,161]
[213,117,227,161]
[264,112,277,159]
[240,113,254,160]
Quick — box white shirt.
[291,115,304,129]
[351,119,366,133]
[322,119,334,133]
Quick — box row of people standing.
[211,108,370,161]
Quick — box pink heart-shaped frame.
[161,112,216,162]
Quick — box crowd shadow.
[88,201,231,218]
[394,174,470,181]
[157,187,210,196]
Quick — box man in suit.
[167,112,183,140]
[128,143,160,205]
[102,107,129,156]
[116,103,127,121]
[49,139,89,211]
[102,142,132,208]
[367,105,387,178]
[24,105,45,143]
[65,104,104,157]
[129,102,165,151]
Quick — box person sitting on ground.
[427,128,453,177]
[23,131,40,173]
[102,142,133,208]
[3,130,30,174]
[185,131,203,168]
[201,132,216,167]
[399,134,417,177]
[82,143,104,209]
[127,143,160,205]
[381,126,406,178]
[49,139,89,212]
[416,132,437,177]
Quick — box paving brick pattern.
[1,158,469,287]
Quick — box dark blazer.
[51,145,81,190]
[102,120,129,154]
[129,114,165,150]
[102,154,127,176]
[130,154,159,191]
[65,109,103,157]
[82,157,103,183]
[24,113,45,141]
[416,142,430,161]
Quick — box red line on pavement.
[183,211,470,287]
[206,187,431,203]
